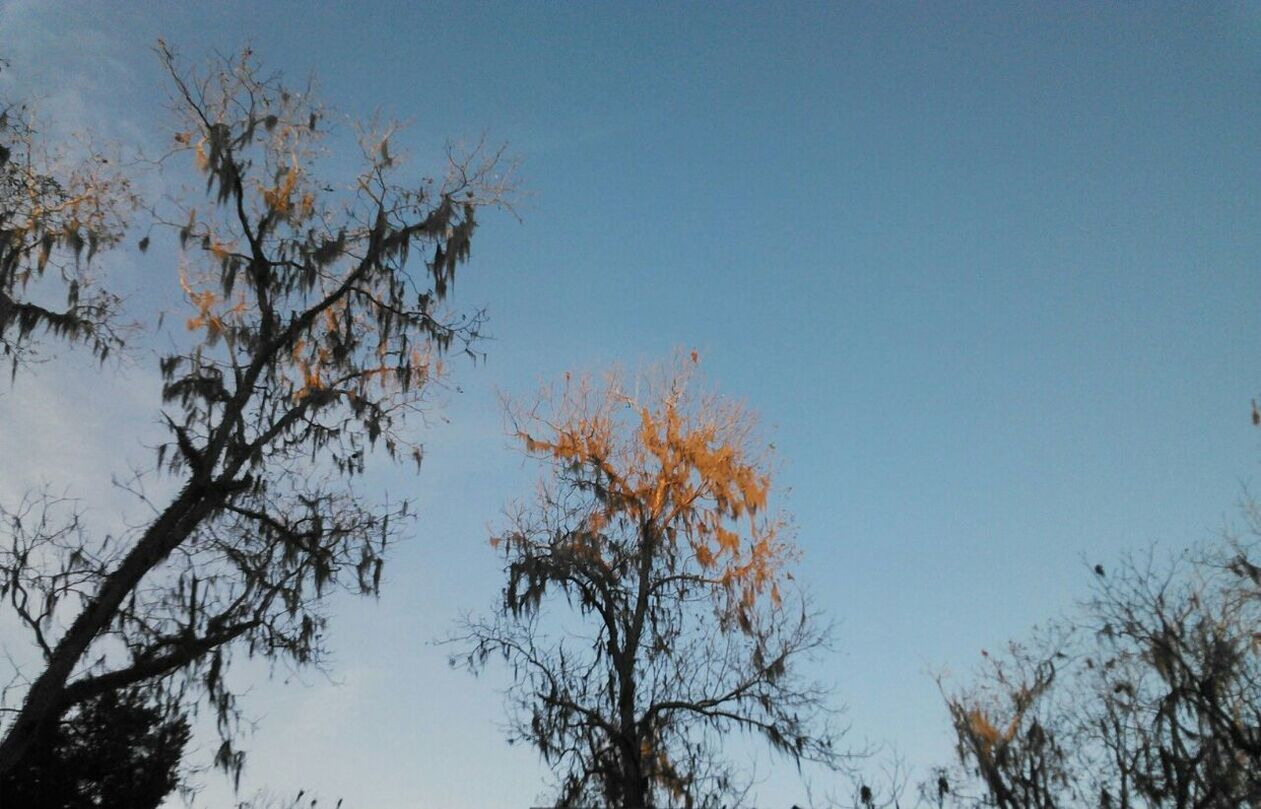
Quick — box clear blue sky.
[3,2,1260,806]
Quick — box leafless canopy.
[936,521,1261,809]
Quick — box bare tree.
[936,524,1261,809]
[453,355,841,808]
[0,42,516,781]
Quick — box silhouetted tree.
[0,687,190,808]
[935,523,1261,808]
[0,58,135,370]
[454,355,841,808]
[0,41,516,781]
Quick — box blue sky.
[2,2,1260,806]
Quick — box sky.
[2,1,1260,806]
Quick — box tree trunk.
[621,761,649,808]
[617,727,649,809]
[615,520,658,807]
[0,482,217,777]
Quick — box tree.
[454,356,841,808]
[934,524,1261,809]
[0,687,190,808]
[0,58,136,371]
[0,42,516,780]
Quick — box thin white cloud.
[0,0,135,138]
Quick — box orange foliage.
[968,708,1003,749]
[180,270,223,335]
[963,697,1029,754]
[208,239,235,262]
[510,352,792,611]
[261,165,300,213]
[194,137,209,171]
[180,270,247,340]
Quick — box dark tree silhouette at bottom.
[1,687,190,809]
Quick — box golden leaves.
[261,165,300,214]
[510,354,794,613]
[968,709,1003,748]
[208,239,235,262]
[289,335,335,402]
[180,270,220,334]
[297,191,315,220]
[194,137,209,172]
[715,526,741,555]
[180,269,247,340]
